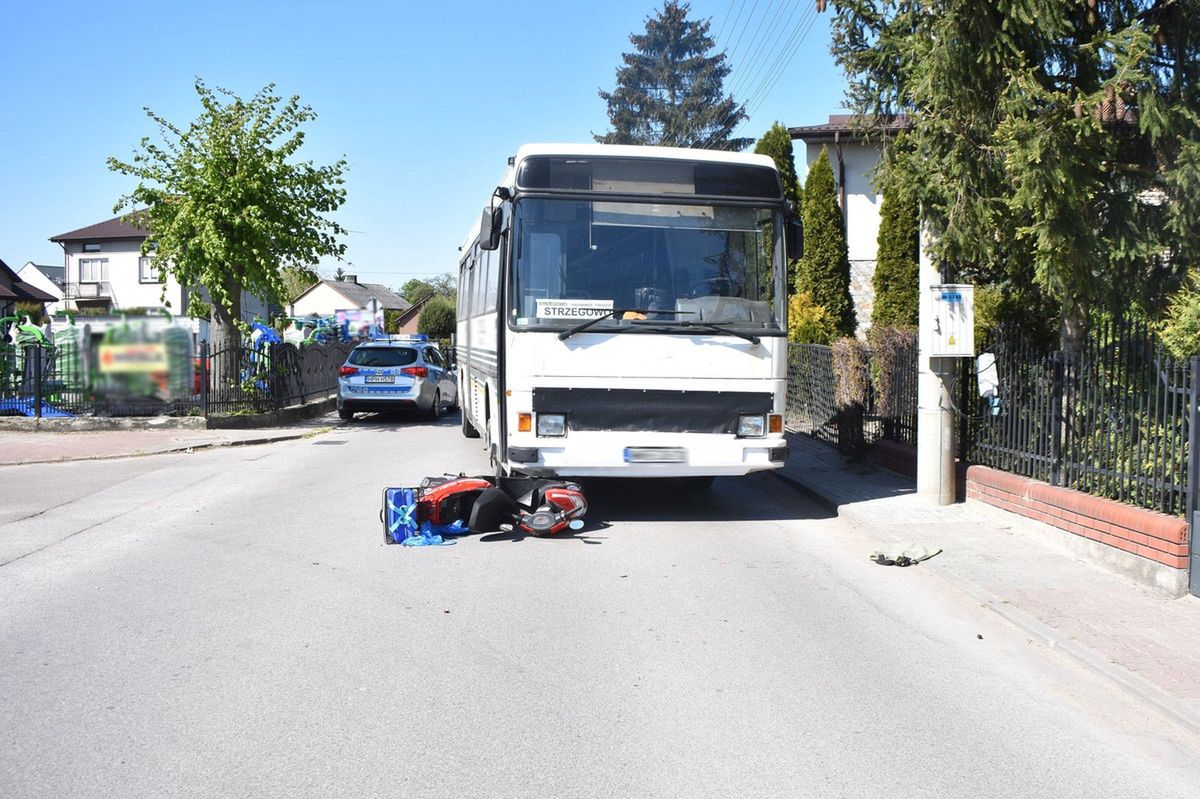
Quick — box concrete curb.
[769,468,1200,738]
[205,396,337,429]
[0,416,207,432]
[0,431,319,467]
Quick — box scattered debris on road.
[870,544,942,567]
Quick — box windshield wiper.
[556,308,691,341]
[632,319,762,345]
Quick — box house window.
[139,256,162,283]
[82,243,102,253]
[79,258,109,283]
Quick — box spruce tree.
[829,0,1200,348]
[597,1,750,150]
[798,147,856,337]
[871,178,919,328]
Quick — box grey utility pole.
[916,231,957,505]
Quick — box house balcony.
[65,282,114,300]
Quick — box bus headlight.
[737,415,766,438]
[537,413,567,437]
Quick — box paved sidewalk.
[0,422,330,466]
[777,433,1200,734]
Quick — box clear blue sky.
[1,0,847,290]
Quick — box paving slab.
[776,433,1200,734]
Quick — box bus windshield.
[510,198,783,333]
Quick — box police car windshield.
[349,347,418,367]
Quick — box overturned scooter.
[383,475,588,544]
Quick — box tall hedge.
[871,178,919,328]
[797,147,855,337]
[755,122,803,294]
[417,296,456,340]
[754,122,801,208]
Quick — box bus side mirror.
[785,217,804,260]
[479,207,503,251]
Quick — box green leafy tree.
[108,80,347,371]
[417,296,456,340]
[797,147,856,337]
[333,267,347,282]
[828,0,1200,349]
[400,274,455,305]
[281,266,319,303]
[597,1,750,150]
[871,176,919,328]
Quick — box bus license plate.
[624,447,686,463]
[365,375,394,384]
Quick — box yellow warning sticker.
[947,335,957,346]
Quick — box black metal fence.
[786,344,839,444]
[964,321,1195,517]
[1,340,353,420]
[785,338,920,450]
[200,340,353,415]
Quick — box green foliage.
[281,266,319,303]
[797,148,856,337]
[787,291,836,344]
[108,79,347,359]
[383,308,405,334]
[13,301,46,324]
[871,177,918,328]
[754,122,802,207]
[1159,280,1200,357]
[187,296,212,320]
[829,0,1200,346]
[755,122,803,291]
[597,1,750,150]
[417,296,456,339]
[333,267,347,281]
[400,274,455,305]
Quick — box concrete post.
[916,231,957,505]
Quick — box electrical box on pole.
[928,284,975,357]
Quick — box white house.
[289,275,409,319]
[16,262,65,316]
[49,213,270,337]
[790,115,908,335]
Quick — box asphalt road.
[3,412,1200,798]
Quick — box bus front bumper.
[505,433,789,478]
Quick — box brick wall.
[966,465,1190,569]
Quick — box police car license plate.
[365,375,394,384]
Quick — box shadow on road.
[579,474,836,525]
[339,410,463,430]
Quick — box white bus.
[455,143,798,485]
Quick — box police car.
[337,335,458,421]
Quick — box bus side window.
[458,260,469,318]
[484,242,499,314]
[466,255,478,318]
[475,248,489,315]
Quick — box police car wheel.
[339,408,353,421]
[426,391,443,421]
